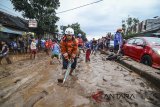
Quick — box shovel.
[58,60,73,84]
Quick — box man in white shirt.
[30,39,37,59]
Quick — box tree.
[126,16,132,34]
[122,16,140,37]
[126,16,133,28]
[133,18,139,25]
[11,0,60,34]
[132,18,139,32]
[122,20,126,33]
[125,16,139,34]
[60,23,86,40]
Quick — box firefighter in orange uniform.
[60,27,78,76]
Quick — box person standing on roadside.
[85,40,91,62]
[106,33,111,51]
[0,40,12,64]
[10,40,18,54]
[45,39,50,55]
[77,33,84,57]
[114,29,123,55]
[30,38,37,59]
[91,38,98,55]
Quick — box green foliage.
[11,0,60,34]
[122,16,140,36]
[126,17,133,27]
[124,32,141,39]
[60,23,86,40]
[122,20,126,32]
[133,18,139,25]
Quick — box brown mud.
[0,52,160,107]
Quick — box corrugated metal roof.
[0,11,28,31]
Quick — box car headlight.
[152,48,160,55]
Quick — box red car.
[122,37,160,69]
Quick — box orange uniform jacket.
[60,36,78,58]
[45,41,49,49]
[48,40,53,48]
[78,38,83,46]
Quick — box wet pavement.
[0,52,160,107]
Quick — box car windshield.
[145,38,160,46]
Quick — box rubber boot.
[69,68,74,76]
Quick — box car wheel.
[141,55,152,66]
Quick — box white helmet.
[65,27,74,35]
[78,33,82,37]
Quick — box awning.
[0,25,25,35]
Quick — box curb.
[117,59,160,89]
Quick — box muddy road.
[0,52,160,107]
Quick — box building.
[126,17,160,35]
[145,18,160,33]
[0,11,29,42]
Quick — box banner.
[29,19,37,28]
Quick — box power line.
[0,0,103,17]
[56,0,103,14]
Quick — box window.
[145,38,160,45]
[134,39,144,45]
[127,39,135,44]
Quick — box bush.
[124,32,143,39]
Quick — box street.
[0,52,160,107]
[0,0,160,107]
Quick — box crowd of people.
[0,27,124,80]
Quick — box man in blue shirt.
[114,28,123,54]
[50,40,61,64]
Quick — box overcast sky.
[1,0,160,40]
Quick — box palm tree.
[133,18,139,25]
[122,20,126,34]
[132,18,139,32]
[126,16,133,34]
